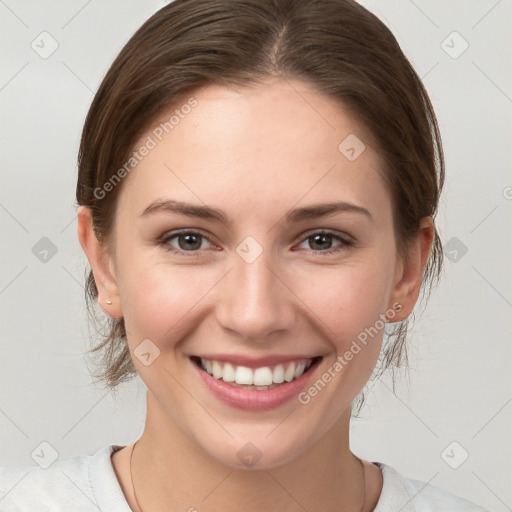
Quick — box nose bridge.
[216,241,295,338]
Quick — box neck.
[131,391,365,512]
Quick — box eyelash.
[157,229,354,257]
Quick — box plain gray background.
[0,0,511,510]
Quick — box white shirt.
[0,444,490,511]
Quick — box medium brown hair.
[76,0,444,414]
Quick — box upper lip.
[191,354,322,368]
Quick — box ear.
[77,206,123,319]
[387,216,434,322]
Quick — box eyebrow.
[140,199,373,225]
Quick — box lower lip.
[191,358,321,411]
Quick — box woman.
[0,0,491,510]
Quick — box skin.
[78,77,433,512]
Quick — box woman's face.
[99,78,409,468]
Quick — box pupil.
[179,233,201,250]
[310,234,331,250]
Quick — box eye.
[158,229,354,257]
[159,230,214,255]
[296,230,353,255]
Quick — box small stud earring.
[105,300,112,305]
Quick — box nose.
[215,249,296,340]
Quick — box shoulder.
[373,462,491,512]
[0,445,131,512]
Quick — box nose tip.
[215,256,296,339]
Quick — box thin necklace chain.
[129,440,366,512]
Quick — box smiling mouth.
[190,356,322,390]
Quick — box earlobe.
[77,206,123,319]
[387,217,434,322]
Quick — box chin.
[194,427,317,471]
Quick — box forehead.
[117,78,391,224]
[158,78,379,151]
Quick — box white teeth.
[212,360,223,379]
[272,364,285,383]
[223,362,235,382]
[294,362,305,379]
[234,366,253,385]
[198,357,314,386]
[253,367,273,386]
[284,362,296,382]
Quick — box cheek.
[117,256,217,344]
[298,258,392,339]
[291,256,394,399]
